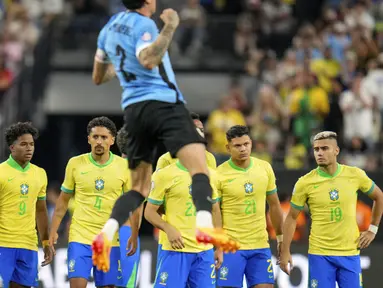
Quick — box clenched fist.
[160,9,180,29]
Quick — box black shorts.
[123,100,206,169]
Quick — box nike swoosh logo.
[227,179,235,183]
[81,171,89,175]
[314,185,319,189]
[7,177,15,182]
[117,276,122,279]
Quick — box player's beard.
[94,146,105,155]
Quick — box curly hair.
[122,0,146,9]
[116,126,129,154]
[5,122,39,146]
[87,117,117,137]
[226,125,250,142]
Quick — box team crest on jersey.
[244,182,254,194]
[142,32,152,41]
[329,189,339,201]
[68,260,75,272]
[159,272,168,284]
[20,184,29,195]
[220,267,229,280]
[311,279,318,288]
[95,178,105,191]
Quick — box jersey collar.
[228,158,253,172]
[88,152,114,168]
[176,161,188,172]
[316,163,341,178]
[7,155,31,172]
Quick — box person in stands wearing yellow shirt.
[144,160,230,288]
[155,112,217,277]
[280,131,383,288]
[0,122,53,288]
[49,117,133,288]
[115,127,142,288]
[217,125,284,288]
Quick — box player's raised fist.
[160,9,179,28]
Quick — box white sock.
[196,210,214,228]
[101,219,119,242]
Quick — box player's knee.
[177,143,209,175]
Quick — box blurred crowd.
[0,0,62,97]
[204,0,383,171]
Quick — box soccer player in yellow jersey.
[280,131,383,288]
[49,117,133,288]
[216,125,284,288]
[115,127,142,288]
[155,112,217,268]
[144,161,226,288]
[0,122,53,288]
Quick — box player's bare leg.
[92,162,152,271]
[10,282,29,288]
[69,278,88,288]
[177,143,240,252]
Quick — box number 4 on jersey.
[116,45,136,82]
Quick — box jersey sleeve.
[207,153,217,169]
[266,162,277,195]
[61,158,76,194]
[210,170,219,203]
[134,18,158,59]
[38,169,48,200]
[356,168,375,195]
[147,171,166,205]
[95,25,111,63]
[156,154,171,170]
[290,178,307,211]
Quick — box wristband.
[276,235,283,243]
[368,225,378,235]
[42,240,50,247]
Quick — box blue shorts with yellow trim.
[67,242,120,286]
[217,248,274,288]
[155,249,215,288]
[118,226,140,288]
[0,247,38,287]
[308,254,362,288]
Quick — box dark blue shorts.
[118,226,140,287]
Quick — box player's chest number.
[94,196,102,210]
[244,199,256,215]
[185,201,196,217]
[19,201,26,215]
[330,207,343,222]
[116,45,137,82]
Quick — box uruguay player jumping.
[91,0,239,272]
[280,131,383,288]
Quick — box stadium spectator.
[0,53,13,94]
[251,139,272,164]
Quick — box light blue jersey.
[96,11,185,109]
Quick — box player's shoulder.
[113,154,128,165]
[295,168,318,186]
[153,162,176,178]
[67,153,89,166]
[29,163,47,176]
[251,156,272,170]
[217,160,231,173]
[340,164,366,177]
[159,152,172,161]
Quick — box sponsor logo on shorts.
[68,259,75,272]
[159,271,168,285]
[311,279,318,288]
[219,266,228,280]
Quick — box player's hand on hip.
[279,249,293,275]
[214,249,223,270]
[165,225,184,250]
[126,235,138,256]
[358,231,376,249]
[41,245,54,267]
[160,9,180,29]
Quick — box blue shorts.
[308,254,362,288]
[118,226,140,288]
[67,242,120,286]
[155,249,215,288]
[0,247,38,287]
[156,244,164,271]
[217,248,274,288]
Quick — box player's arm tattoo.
[92,61,116,85]
[139,24,176,69]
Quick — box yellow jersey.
[217,157,277,250]
[0,156,47,251]
[291,164,374,256]
[148,161,219,253]
[61,152,130,246]
[156,151,217,246]
[156,151,217,171]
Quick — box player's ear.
[226,143,230,153]
[111,137,115,146]
[87,135,91,145]
[335,145,340,156]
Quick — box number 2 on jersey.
[116,45,136,82]
[244,199,256,215]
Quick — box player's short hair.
[116,126,129,154]
[313,131,338,142]
[226,125,250,142]
[190,112,200,121]
[122,0,146,9]
[5,122,39,146]
[87,117,117,137]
